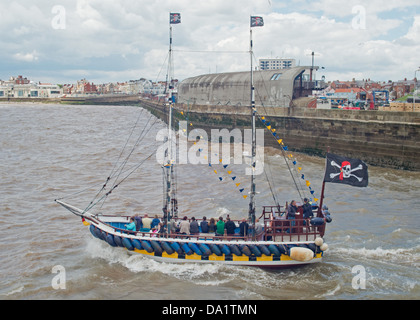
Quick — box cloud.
[13,51,39,62]
[0,0,419,83]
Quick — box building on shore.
[177,66,325,107]
[259,58,296,70]
[0,76,63,99]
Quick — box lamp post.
[414,67,420,112]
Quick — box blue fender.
[170,242,182,254]
[106,234,117,247]
[240,245,252,256]
[268,244,281,257]
[140,240,154,253]
[150,241,163,255]
[249,245,262,257]
[122,237,134,251]
[181,243,193,255]
[229,244,242,256]
[219,244,231,256]
[131,239,142,250]
[114,235,123,247]
[188,243,202,255]
[208,244,222,256]
[257,245,271,256]
[277,244,287,255]
[90,225,99,238]
[198,243,212,256]
[161,241,174,255]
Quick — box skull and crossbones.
[330,161,363,182]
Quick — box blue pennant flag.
[223,165,228,169]
[283,146,288,151]
[232,176,236,181]
[219,177,223,181]
[239,188,244,193]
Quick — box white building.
[259,58,296,70]
[0,82,63,98]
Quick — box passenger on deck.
[239,218,249,237]
[254,218,264,240]
[200,216,209,233]
[142,214,153,230]
[151,215,161,229]
[134,215,142,231]
[125,217,136,232]
[302,198,313,219]
[169,219,179,234]
[225,217,236,236]
[287,200,298,233]
[157,222,166,235]
[302,198,313,231]
[216,217,225,236]
[190,217,200,235]
[179,216,190,235]
[208,218,216,233]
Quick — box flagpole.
[317,147,330,218]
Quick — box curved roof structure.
[178,66,314,107]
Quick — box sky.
[0,0,419,84]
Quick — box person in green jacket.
[216,217,225,236]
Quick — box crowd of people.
[124,199,330,238]
[125,214,262,239]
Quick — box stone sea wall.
[140,99,420,171]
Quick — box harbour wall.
[139,99,420,171]
[0,94,141,105]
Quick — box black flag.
[251,16,264,27]
[170,13,181,24]
[323,153,368,187]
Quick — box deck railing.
[98,205,325,243]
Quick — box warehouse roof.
[178,66,316,107]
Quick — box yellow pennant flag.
[243,195,248,199]
[306,180,311,187]
[277,139,282,144]
[214,170,217,174]
[236,183,241,187]
[227,171,232,175]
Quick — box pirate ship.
[55,14,367,268]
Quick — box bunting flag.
[170,13,181,24]
[176,109,248,199]
[251,16,264,27]
[257,111,319,203]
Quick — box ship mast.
[248,16,263,241]
[163,13,181,234]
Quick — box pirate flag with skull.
[323,153,368,187]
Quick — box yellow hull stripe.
[131,248,322,263]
